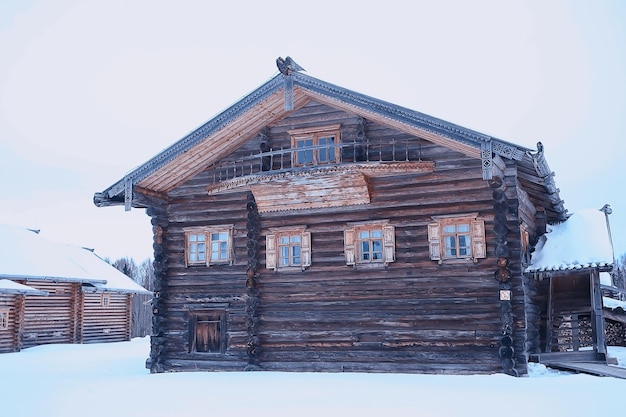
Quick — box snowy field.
[2,337,626,417]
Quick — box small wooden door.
[190,310,225,353]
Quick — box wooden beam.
[590,270,607,358]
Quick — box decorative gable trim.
[293,74,528,161]
[481,139,493,180]
[95,65,531,208]
[101,76,285,201]
[206,161,435,195]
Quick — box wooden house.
[94,58,615,376]
[0,224,151,351]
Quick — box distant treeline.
[109,257,154,338]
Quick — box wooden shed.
[0,279,47,353]
[0,224,151,351]
[94,57,614,376]
[524,208,615,364]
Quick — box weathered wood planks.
[146,100,527,375]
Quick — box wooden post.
[590,270,607,359]
[545,277,553,352]
[72,283,81,344]
[16,295,25,352]
[126,294,132,341]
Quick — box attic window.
[288,124,341,167]
[101,294,111,307]
[428,214,486,263]
[184,225,234,267]
[0,308,9,330]
[266,227,311,271]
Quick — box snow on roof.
[0,279,48,296]
[525,208,614,273]
[0,224,150,294]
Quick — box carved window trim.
[266,226,311,271]
[184,225,234,267]
[101,293,111,308]
[428,213,486,264]
[288,124,341,167]
[344,220,395,267]
[0,307,9,330]
[520,225,531,266]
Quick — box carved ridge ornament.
[206,161,435,196]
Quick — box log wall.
[148,101,528,374]
[0,294,21,353]
[21,281,80,348]
[82,293,133,343]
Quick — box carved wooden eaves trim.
[205,161,435,195]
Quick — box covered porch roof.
[525,206,614,274]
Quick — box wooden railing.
[601,285,626,301]
[208,138,423,184]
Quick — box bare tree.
[613,253,626,291]
[111,257,154,338]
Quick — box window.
[184,225,234,267]
[187,232,206,265]
[344,221,395,266]
[188,310,226,353]
[428,214,486,263]
[209,231,230,263]
[442,223,471,258]
[288,124,341,167]
[266,227,311,271]
[0,308,9,330]
[101,294,111,307]
[358,229,384,262]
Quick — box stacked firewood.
[605,319,626,346]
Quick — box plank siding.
[82,293,133,343]
[0,295,20,353]
[147,101,526,374]
[21,281,80,348]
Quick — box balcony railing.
[207,138,424,184]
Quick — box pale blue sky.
[1,0,625,261]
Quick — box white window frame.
[184,225,234,267]
[344,220,395,267]
[0,307,9,330]
[101,293,111,308]
[428,213,486,264]
[266,227,311,271]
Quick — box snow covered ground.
[2,337,626,417]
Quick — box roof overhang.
[0,274,107,285]
[94,70,532,208]
[0,279,49,296]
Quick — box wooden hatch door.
[190,310,225,353]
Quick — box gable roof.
[0,224,150,294]
[93,59,565,221]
